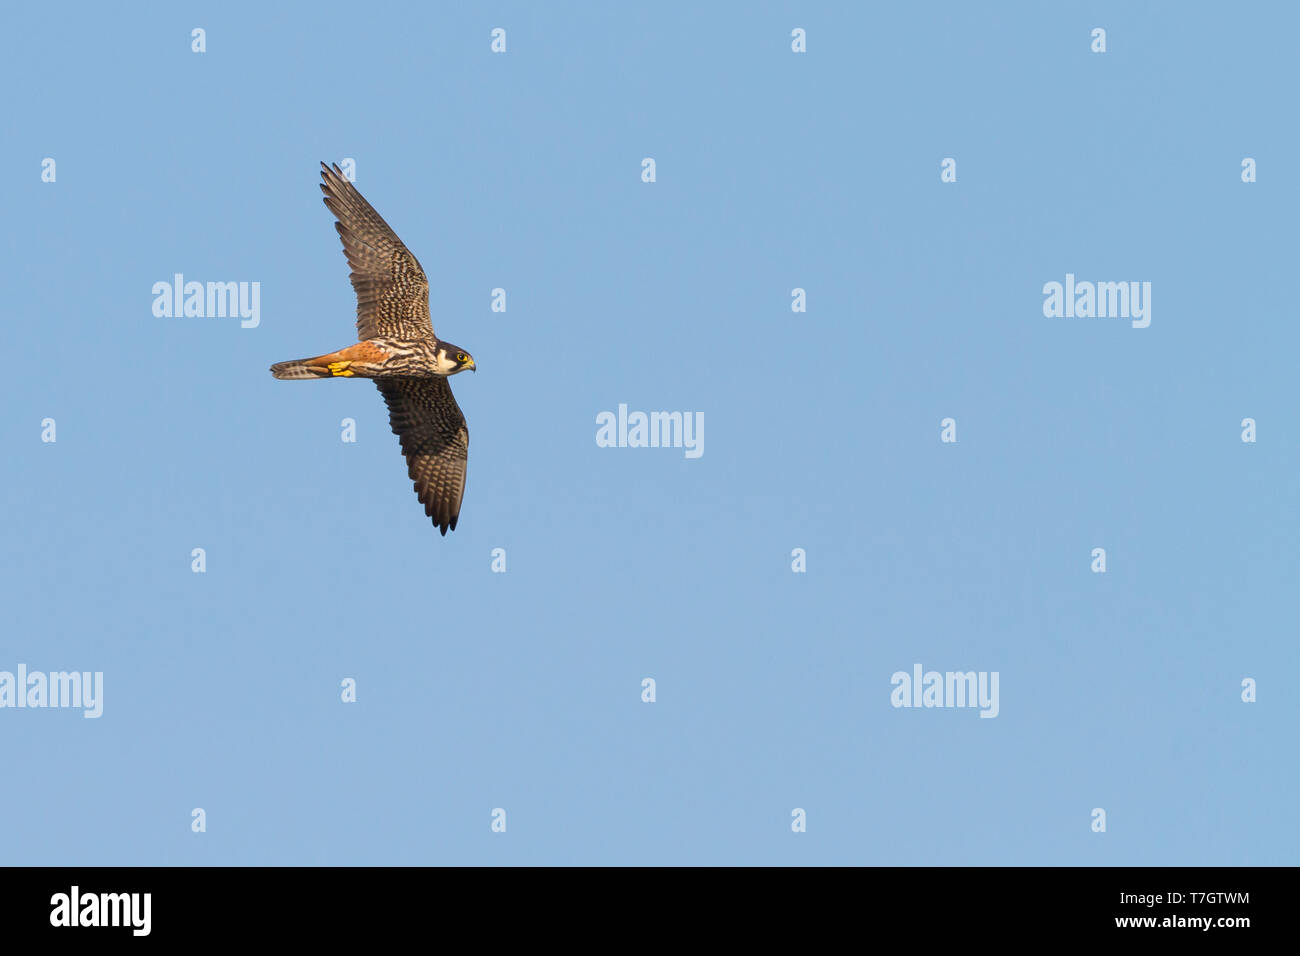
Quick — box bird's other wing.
[375,378,469,535]
[319,162,433,341]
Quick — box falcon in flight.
[271,162,475,535]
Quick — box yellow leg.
[327,361,355,377]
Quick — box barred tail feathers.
[270,358,334,380]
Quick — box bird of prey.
[271,162,475,535]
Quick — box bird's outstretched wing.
[375,378,469,535]
[319,162,433,341]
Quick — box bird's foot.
[327,361,355,377]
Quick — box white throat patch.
[434,350,461,375]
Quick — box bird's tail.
[269,357,334,380]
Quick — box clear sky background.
[2,2,1296,865]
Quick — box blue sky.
[1,2,1296,865]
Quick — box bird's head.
[437,344,476,375]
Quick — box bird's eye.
[456,353,467,363]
